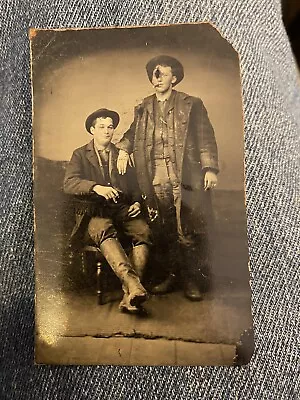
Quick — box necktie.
[99,150,110,184]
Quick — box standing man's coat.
[117,90,219,235]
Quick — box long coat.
[64,140,141,247]
[117,90,219,236]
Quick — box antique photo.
[30,23,254,365]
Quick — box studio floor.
[34,175,253,365]
[35,279,252,366]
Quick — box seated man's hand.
[93,185,119,202]
[117,150,130,175]
[128,202,141,218]
[204,170,218,190]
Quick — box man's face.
[151,65,177,94]
[90,117,114,147]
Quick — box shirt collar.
[155,89,174,103]
[94,140,112,153]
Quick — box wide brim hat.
[146,55,184,86]
[85,108,120,134]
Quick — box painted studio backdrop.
[32,24,244,190]
[31,24,253,366]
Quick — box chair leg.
[81,252,87,275]
[96,261,104,305]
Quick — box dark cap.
[146,55,184,86]
[85,108,120,134]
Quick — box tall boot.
[99,238,148,311]
[182,245,208,302]
[129,244,149,279]
[150,242,178,294]
[150,272,177,294]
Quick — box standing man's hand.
[117,150,130,175]
[128,202,141,218]
[204,171,218,190]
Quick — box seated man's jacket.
[64,140,141,247]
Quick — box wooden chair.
[81,245,107,305]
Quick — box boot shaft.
[99,238,147,296]
[130,244,149,278]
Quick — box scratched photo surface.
[30,23,253,366]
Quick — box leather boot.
[129,244,149,279]
[150,273,177,294]
[119,293,140,313]
[150,242,178,294]
[181,246,206,301]
[183,279,203,301]
[99,238,148,310]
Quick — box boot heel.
[119,294,141,313]
[129,291,148,307]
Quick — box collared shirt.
[155,89,173,103]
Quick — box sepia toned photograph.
[30,23,253,366]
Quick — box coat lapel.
[86,140,100,168]
[173,91,193,150]
[140,95,155,179]
[85,140,105,182]
[144,95,155,150]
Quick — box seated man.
[64,108,152,313]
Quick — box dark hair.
[90,116,111,129]
[90,118,98,129]
[85,108,120,134]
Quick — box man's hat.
[146,55,184,86]
[85,108,120,134]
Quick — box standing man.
[116,55,219,301]
[64,108,151,313]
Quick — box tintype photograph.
[30,23,254,365]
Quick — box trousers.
[86,203,152,247]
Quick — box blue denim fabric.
[1,0,299,398]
